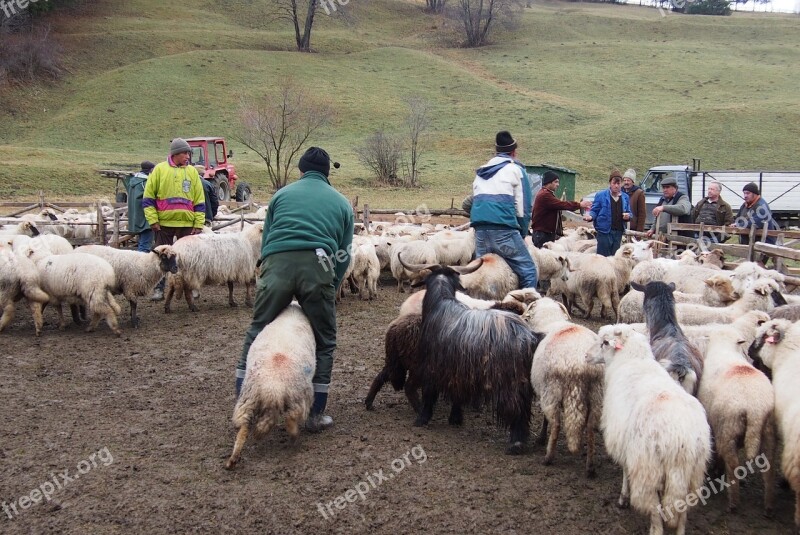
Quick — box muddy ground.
[0,272,796,534]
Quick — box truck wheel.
[116,192,128,203]
[215,174,230,201]
[235,182,252,202]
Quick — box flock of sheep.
[3,207,800,534]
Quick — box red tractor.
[187,137,251,202]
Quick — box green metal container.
[525,164,578,201]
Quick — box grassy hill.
[0,0,798,207]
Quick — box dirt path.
[0,275,794,533]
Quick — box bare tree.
[356,130,404,186]
[426,0,448,13]
[236,80,333,191]
[403,97,430,187]
[270,0,349,52]
[451,0,521,47]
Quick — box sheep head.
[153,245,179,274]
[751,319,792,370]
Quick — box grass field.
[0,0,798,206]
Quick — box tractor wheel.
[215,174,230,201]
[235,182,252,202]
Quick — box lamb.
[586,324,711,535]
[678,310,770,359]
[523,297,603,476]
[674,278,777,326]
[526,245,571,284]
[225,303,315,470]
[697,326,776,514]
[428,230,474,266]
[165,223,263,312]
[549,252,619,321]
[29,250,122,335]
[11,233,73,256]
[751,319,800,532]
[400,255,542,454]
[74,245,178,327]
[632,281,704,395]
[389,239,437,293]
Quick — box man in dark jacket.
[583,170,631,256]
[237,147,354,432]
[194,165,219,225]
[124,161,155,252]
[691,181,733,243]
[733,182,778,246]
[622,168,646,233]
[646,176,692,238]
[531,171,592,248]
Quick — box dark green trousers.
[237,251,337,391]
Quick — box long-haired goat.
[586,325,711,535]
[399,254,543,455]
[631,281,703,396]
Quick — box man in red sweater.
[531,171,592,248]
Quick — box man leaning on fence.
[646,176,692,239]
[691,180,733,244]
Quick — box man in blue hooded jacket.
[469,131,538,289]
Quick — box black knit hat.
[141,161,155,172]
[495,131,517,153]
[298,146,331,177]
[542,171,559,186]
[743,182,760,195]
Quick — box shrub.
[686,0,732,15]
[0,28,64,86]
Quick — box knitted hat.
[622,168,636,181]
[170,138,191,156]
[609,169,623,182]
[542,171,559,186]
[298,146,331,177]
[141,161,155,172]
[495,131,517,153]
[743,182,760,195]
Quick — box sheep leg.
[414,386,437,427]
[184,285,198,312]
[585,420,596,478]
[365,368,389,410]
[761,421,776,517]
[543,412,560,465]
[719,438,741,512]
[104,309,121,337]
[447,403,463,426]
[507,415,529,456]
[0,302,14,332]
[164,282,175,313]
[404,373,421,414]
[56,303,66,330]
[129,299,140,328]
[618,469,630,508]
[225,424,250,470]
[649,506,666,535]
[397,278,405,293]
[285,406,305,444]
[86,312,102,332]
[244,281,253,307]
[536,418,549,446]
[228,281,238,308]
[29,301,43,336]
[70,304,84,326]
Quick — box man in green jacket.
[143,138,206,300]
[237,147,354,432]
[123,161,155,252]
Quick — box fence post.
[775,233,786,273]
[112,210,120,248]
[363,204,370,233]
[97,205,107,246]
[747,226,756,262]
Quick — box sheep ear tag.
[614,341,624,350]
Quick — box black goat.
[400,254,543,455]
[631,281,704,395]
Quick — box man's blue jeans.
[474,228,538,289]
[597,230,623,257]
[137,229,153,253]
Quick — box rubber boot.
[306,391,333,432]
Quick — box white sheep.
[457,253,523,300]
[225,303,316,469]
[697,326,776,514]
[527,245,571,284]
[631,259,721,294]
[549,252,619,321]
[523,297,603,476]
[165,223,263,312]
[0,248,49,334]
[389,239,437,293]
[752,319,800,532]
[675,279,777,326]
[398,287,538,317]
[74,245,178,327]
[29,250,122,335]
[586,325,711,535]
[429,230,474,266]
[350,240,380,300]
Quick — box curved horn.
[397,251,438,273]
[451,257,483,275]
